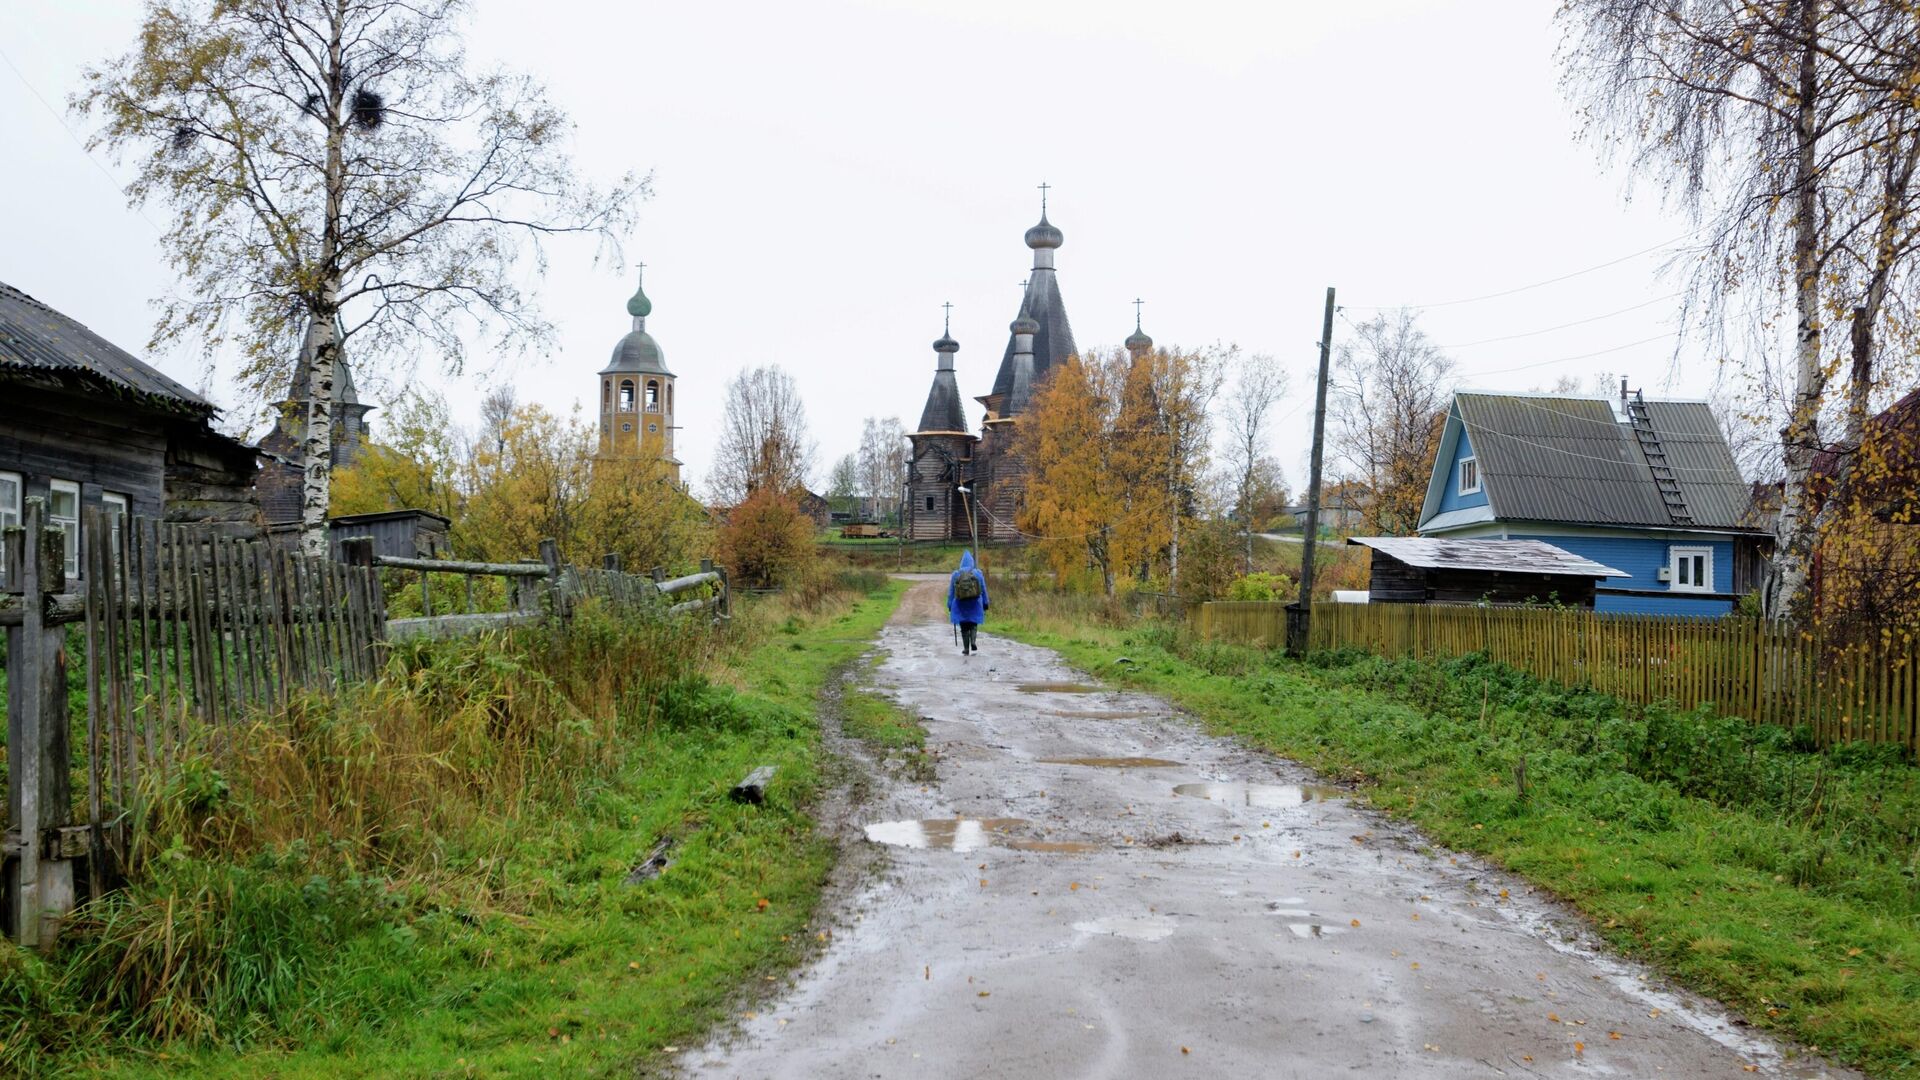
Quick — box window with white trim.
[1458,456,1481,496]
[0,472,19,586]
[102,492,129,577]
[1669,545,1713,593]
[49,479,81,580]
[0,471,20,530]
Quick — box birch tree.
[1329,311,1452,536]
[1559,0,1920,618]
[78,0,642,555]
[708,365,815,505]
[1220,353,1290,573]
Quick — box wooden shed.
[1350,537,1628,608]
[323,509,452,560]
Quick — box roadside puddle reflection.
[1288,923,1347,939]
[1073,915,1178,942]
[863,818,1025,851]
[1017,682,1103,694]
[1005,839,1099,854]
[1172,782,1344,809]
[1040,756,1183,768]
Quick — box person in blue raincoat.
[947,550,989,655]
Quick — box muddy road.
[687,579,1858,1079]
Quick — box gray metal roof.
[987,270,1075,411]
[916,369,969,434]
[0,281,211,413]
[1453,393,1754,530]
[603,326,672,376]
[1349,536,1628,578]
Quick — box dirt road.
[687,580,1857,1079]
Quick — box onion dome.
[1024,212,1063,251]
[1010,310,1040,337]
[625,273,652,318]
[934,332,959,354]
[1125,326,1153,351]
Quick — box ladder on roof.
[1627,391,1694,526]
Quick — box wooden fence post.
[538,539,567,620]
[5,499,75,946]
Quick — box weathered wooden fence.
[1186,599,1918,753]
[2,499,727,945]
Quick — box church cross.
[1037,181,1050,214]
[942,301,953,335]
[1133,297,1144,331]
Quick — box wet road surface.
[686,580,1859,1079]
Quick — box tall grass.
[0,574,900,1075]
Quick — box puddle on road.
[863,818,1026,852]
[1047,709,1155,720]
[1172,782,1344,809]
[1287,923,1347,940]
[1017,682,1103,694]
[1040,756,1183,768]
[1073,915,1178,942]
[1006,839,1100,854]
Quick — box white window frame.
[1458,456,1481,496]
[0,470,20,530]
[49,479,81,580]
[102,492,129,575]
[1669,545,1713,593]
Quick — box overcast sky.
[3,0,1723,498]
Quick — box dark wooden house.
[1350,536,1628,608]
[1,281,261,579]
[325,509,452,560]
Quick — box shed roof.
[1439,392,1753,530]
[0,281,211,414]
[1349,536,1628,578]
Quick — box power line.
[1448,333,1678,379]
[1462,420,1739,475]
[1432,293,1681,350]
[1346,228,1705,312]
[0,41,164,236]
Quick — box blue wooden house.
[1416,390,1769,616]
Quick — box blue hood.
[958,550,977,571]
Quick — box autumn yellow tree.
[579,451,711,575]
[1019,354,1126,594]
[329,388,463,521]
[457,404,592,563]
[1111,345,1220,589]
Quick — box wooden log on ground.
[730,765,777,805]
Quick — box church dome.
[1010,311,1040,336]
[933,332,959,353]
[625,277,652,318]
[1125,327,1153,351]
[603,328,671,375]
[1024,213,1063,251]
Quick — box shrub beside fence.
[1,499,728,946]
[1186,600,1917,754]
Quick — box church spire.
[1006,297,1040,416]
[1125,297,1153,358]
[916,303,967,434]
[983,186,1076,418]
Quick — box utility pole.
[1291,286,1336,656]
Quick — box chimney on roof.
[1620,376,1629,408]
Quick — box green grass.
[996,594,1920,1079]
[3,576,909,1078]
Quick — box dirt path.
[686,580,1858,1079]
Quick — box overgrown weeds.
[1,570,906,1076]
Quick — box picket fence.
[1186,600,1918,754]
[2,500,726,945]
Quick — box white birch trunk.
[300,315,337,558]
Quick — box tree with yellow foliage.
[1018,353,1126,594]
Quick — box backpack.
[953,571,982,602]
